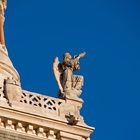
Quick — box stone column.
[0,13,5,46]
[0,3,5,48]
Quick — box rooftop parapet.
[0,79,94,140]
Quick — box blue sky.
[5,0,140,140]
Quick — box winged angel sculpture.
[53,52,86,99]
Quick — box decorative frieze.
[0,117,58,139]
[0,116,93,140]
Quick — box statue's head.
[64,53,72,60]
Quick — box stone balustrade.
[19,90,65,116]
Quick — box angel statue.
[53,52,86,99]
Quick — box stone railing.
[0,78,65,117]
[19,90,65,115]
[0,79,85,125]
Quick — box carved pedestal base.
[59,96,84,125]
[5,79,21,106]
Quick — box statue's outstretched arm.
[78,52,86,58]
[74,52,86,61]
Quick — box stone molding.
[0,81,94,139]
[0,106,94,140]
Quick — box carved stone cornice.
[0,80,94,140]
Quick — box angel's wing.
[53,57,63,93]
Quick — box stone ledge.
[0,128,46,140]
[0,83,94,139]
[0,106,94,139]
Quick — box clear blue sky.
[5,0,140,140]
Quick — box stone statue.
[53,52,86,99]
